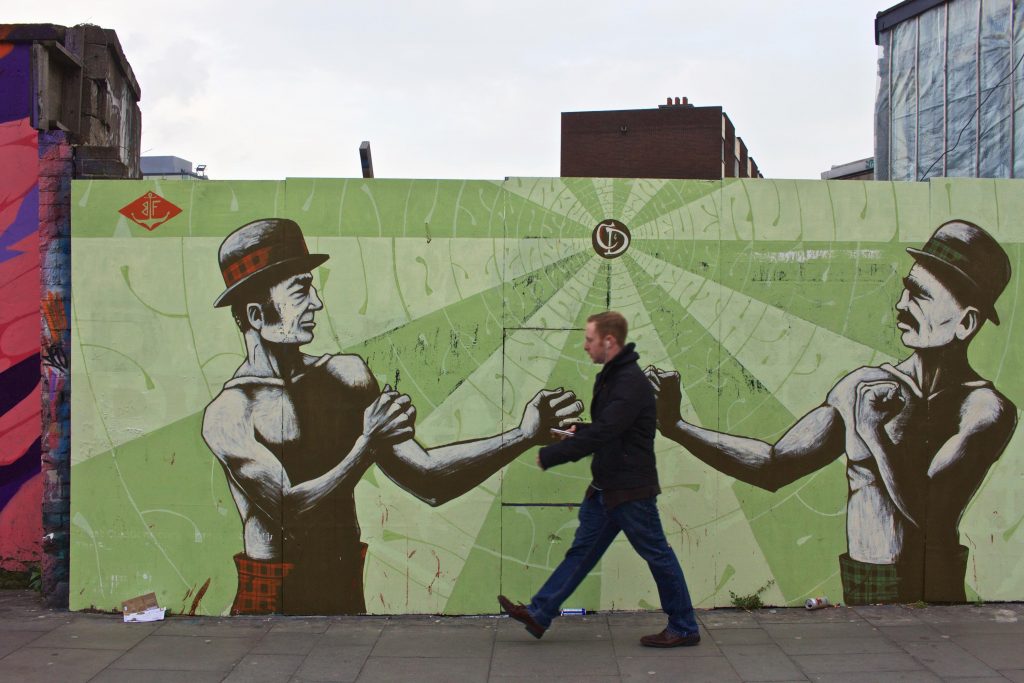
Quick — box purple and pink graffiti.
[0,40,42,572]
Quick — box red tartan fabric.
[230,553,295,615]
[221,246,274,287]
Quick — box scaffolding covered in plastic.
[875,0,1024,180]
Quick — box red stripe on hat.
[222,246,273,287]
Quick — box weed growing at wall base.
[729,579,775,611]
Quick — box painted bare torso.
[218,354,376,562]
[828,362,997,564]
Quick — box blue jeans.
[528,492,699,636]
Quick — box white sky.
[10,1,887,181]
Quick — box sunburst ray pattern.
[69,176,1024,615]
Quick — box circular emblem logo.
[591,219,631,259]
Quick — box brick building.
[561,98,763,180]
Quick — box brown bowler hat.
[906,219,1011,325]
[213,218,328,307]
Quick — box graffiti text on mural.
[119,192,182,231]
[592,219,630,259]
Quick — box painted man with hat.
[201,218,582,614]
[645,220,1017,604]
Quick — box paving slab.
[354,656,490,682]
[900,639,1000,678]
[89,670,228,683]
[491,639,619,678]
[30,618,157,650]
[250,629,321,655]
[356,655,491,683]
[221,653,304,682]
[876,624,948,643]
[267,617,334,634]
[107,633,254,671]
[0,605,75,632]
[0,646,123,683]
[698,609,761,629]
[793,652,926,675]
[719,643,807,681]
[761,622,882,641]
[0,628,45,657]
[310,620,385,652]
[912,604,1021,625]
[373,620,494,657]
[488,677,620,683]
[154,615,272,638]
[756,608,866,624]
[850,606,927,626]
[773,636,902,656]
[951,633,1024,669]
[924,609,1024,636]
[805,673,942,682]
[617,653,742,681]
[293,645,374,682]
[707,627,775,646]
[1,591,1023,682]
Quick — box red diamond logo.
[119,191,182,231]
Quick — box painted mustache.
[897,309,920,332]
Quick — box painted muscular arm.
[646,367,845,491]
[201,387,411,524]
[377,388,585,506]
[926,391,1016,529]
[857,384,1017,529]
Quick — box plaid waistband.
[839,553,900,605]
[233,552,295,579]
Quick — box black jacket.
[538,343,659,491]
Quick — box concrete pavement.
[1,590,1023,682]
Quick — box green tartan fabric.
[839,553,900,604]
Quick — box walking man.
[498,311,700,647]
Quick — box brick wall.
[561,106,725,179]
[38,130,71,607]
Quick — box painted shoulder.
[204,384,256,423]
[322,353,379,391]
[960,384,1018,433]
[825,365,891,407]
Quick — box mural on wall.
[0,40,42,572]
[202,217,580,614]
[646,219,1017,604]
[69,176,1024,615]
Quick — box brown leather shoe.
[640,628,701,648]
[497,595,545,639]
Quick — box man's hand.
[645,365,683,428]
[550,424,576,441]
[363,384,416,444]
[855,381,904,442]
[519,388,584,443]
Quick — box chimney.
[359,141,374,178]
[674,96,681,105]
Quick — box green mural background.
[70,177,1024,615]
